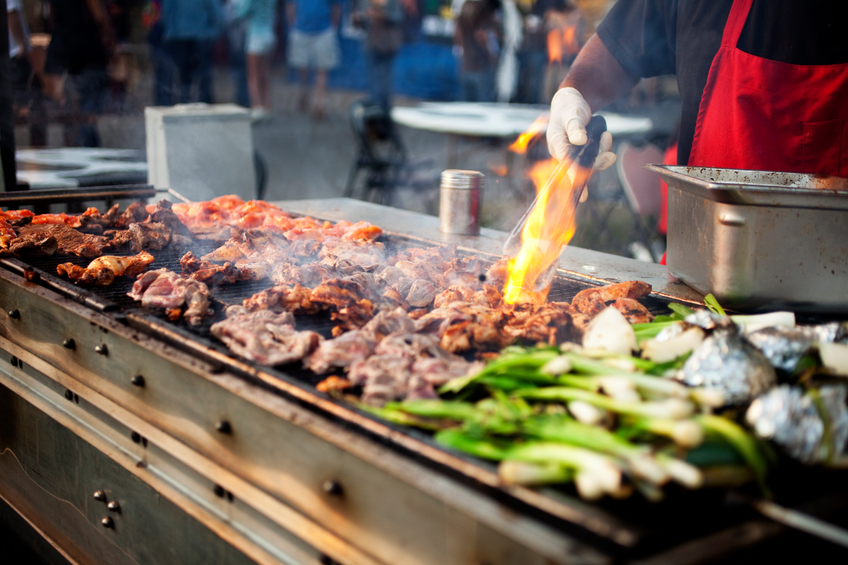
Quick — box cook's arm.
[547,34,640,169]
[560,34,640,114]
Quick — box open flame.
[503,158,579,304]
[508,115,549,155]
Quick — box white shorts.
[288,28,340,70]
[247,30,276,55]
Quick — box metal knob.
[131,375,145,387]
[94,344,108,355]
[93,490,106,502]
[322,480,343,497]
[8,309,20,319]
[101,517,114,528]
[215,420,232,434]
[107,501,120,513]
[63,338,76,350]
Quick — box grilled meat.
[57,251,155,286]
[7,232,58,256]
[129,222,172,251]
[311,279,375,329]
[180,251,264,285]
[361,308,417,341]
[243,284,320,315]
[350,331,483,405]
[16,224,113,257]
[305,330,375,374]
[171,195,382,242]
[211,306,322,366]
[406,279,437,308]
[611,297,654,324]
[128,268,212,325]
[572,281,652,315]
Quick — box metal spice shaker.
[439,170,483,235]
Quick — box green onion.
[515,387,695,420]
[498,460,573,486]
[704,293,727,316]
[434,429,512,460]
[695,414,768,494]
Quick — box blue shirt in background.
[161,0,223,41]
[291,0,340,34]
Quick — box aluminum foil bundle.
[746,323,847,373]
[683,310,736,333]
[676,330,776,406]
[746,385,848,464]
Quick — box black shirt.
[597,0,848,166]
[47,0,109,74]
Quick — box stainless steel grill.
[1,197,844,564]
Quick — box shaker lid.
[441,170,485,190]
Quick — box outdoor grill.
[0,192,845,565]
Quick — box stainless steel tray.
[647,165,848,313]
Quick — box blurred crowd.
[7,0,631,147]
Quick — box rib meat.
[16,224,112,257]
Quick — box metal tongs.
[503,115,608,292]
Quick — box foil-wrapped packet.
[746,385,848,464]
[684,310,735,332]
[676,330,776,406]
[745,323,846,374]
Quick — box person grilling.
[546,0,848,213]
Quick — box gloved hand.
[547,87,616,172]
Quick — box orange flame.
[547,29,563,64]
[547,23,580,64]
[503,158,579,304]
[508,115,549,155]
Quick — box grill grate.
[17,233,671,342]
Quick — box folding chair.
[344,100,436,206]
[615,140,664,261]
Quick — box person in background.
[454,0,500,103]
[355,0,416,111]
[160,0,222,104]
[47,0,116,147]
[231,0,276,121]
[286,0,341,121]
[142,0,177,106]
[8,0,47,146]
[224,0,250,108]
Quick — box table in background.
[391,102,654,168]
[15,148,148,190]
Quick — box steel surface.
[653,166,848,312]
[0,267,606,564]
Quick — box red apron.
[662,0,848,265]
[688,0,848,176]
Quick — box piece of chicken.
[57,251,155,286]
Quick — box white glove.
[547,87,616,172]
